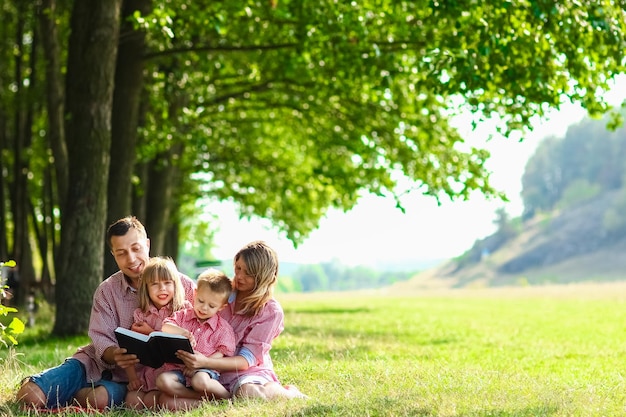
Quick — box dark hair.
[106,216,147,249]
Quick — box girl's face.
[147,278,176,309]
[233,257,256,294]
[193,286,226,321]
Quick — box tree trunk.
[132,160,148,223]
[38,0,67,300]
[145,145,182,256]
[163,222,179,261]
[104,0,152,279]
[53,0,122,336]
[40,163,56,303]
[10,3,37,307]
[39,0,68,207]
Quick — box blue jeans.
[27,358,127,409]
[171,368,220,386]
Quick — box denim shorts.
[171,368,220,386]
[27,358,127,409]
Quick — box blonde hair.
[138,256,186,312]
[234,241,277,317]
[196,268,232,304]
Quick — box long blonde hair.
[234,241,278,317]
[138,256,186,313]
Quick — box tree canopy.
[1,0,625,334]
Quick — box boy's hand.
[180,329,197,348]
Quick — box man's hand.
[105,346,139,369]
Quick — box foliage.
[4,285,626,415]
[2,0,626,335]
[0,261,24,347]
[522,111,626,216]
[603,182,626,236]
[291,260,416,292]
[556,179,603,210]
[132,0,626,242]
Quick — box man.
[16,216,196,409]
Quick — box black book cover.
[114,327,193,368]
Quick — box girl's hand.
[131,322,154,335]
[182,366,196,378]
[127,378,142,391]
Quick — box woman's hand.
[175,350,208,370]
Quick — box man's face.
[110,228,150,280]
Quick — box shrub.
[0,260,25,347]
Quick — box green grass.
[2,284,626,416]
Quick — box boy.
[156,269,236,405]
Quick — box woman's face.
[233,257,256,293]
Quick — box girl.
[124,256,190,409]
[159,241,306,410]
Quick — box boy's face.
[193,286,227,321]
[110,228,150,280]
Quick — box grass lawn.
[2,282,626,416]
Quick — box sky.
[205,79,626,268]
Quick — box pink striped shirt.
[72,271,195,383]
[163,307,236,358]
[133,300,192,333]
[217,297,284,390]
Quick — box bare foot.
[284,385,309,399]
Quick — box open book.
[114,327,193,368]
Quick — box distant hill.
[395,189,626,290]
